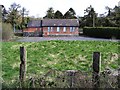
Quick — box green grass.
[2,40,119,83]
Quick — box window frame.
[70,27,73,32]
[63,27,66,32]
[51,27,53,32]
[57,27,60,32]
[72,27,75,32]
[48,27,51,32]
[70,27,75,32]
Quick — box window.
[63,27,66,32]
[48,27,53,32]
[70,27,73,32]
[70,27,75,32]
[48,27,50,32]
[51,27,53,32]
[73,27,75,32]
[57,27,60,32]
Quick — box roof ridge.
[28,19,79,27]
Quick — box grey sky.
[1,0,120,17]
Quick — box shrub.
[83,27,120,39]
[2,23,14,41]
[2,70,118,88]
[14,33,23,37]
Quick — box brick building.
[24,19,79,37]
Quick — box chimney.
[40,19,43,28]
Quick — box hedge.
[83,27,120,39]
[2,23,14,41]
[14,33,23,37]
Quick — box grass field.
[2,40,119,84]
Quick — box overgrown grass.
[2,40,119,84]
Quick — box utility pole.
[21,7,29,33]
[21,7,25,32]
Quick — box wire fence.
[2,46,119,89]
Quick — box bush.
[2,23,14,41]
[83,27,120,39]
[14,33,23,37]
[2,70,118,88]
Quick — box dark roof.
[27,19,79,27]
[27,20,41,27]
[42,19,79,27]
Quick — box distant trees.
[1,5,7,22]
[64,8,77,19]
[43,5,120,28]
[2,3,120,31]
[114,6,120,26]
[83,5,97,27]
[79,5,120,28]
[1,3,30,40]
[20,7,29,31]
[3,3,29,31]
[54,10,63,19]
[44,7,77,19]
[6,3,21,27]
[105,6,112,16]
[97,6,120,27]
[43,7,54,19]
[107,6,120,27]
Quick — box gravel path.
[16,36,120,42]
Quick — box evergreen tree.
[54,10,63,19]
[44,7,54,19]
[6,3,21,27]
[84,5,97,27]
[64,8,77,19]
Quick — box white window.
[48,27,50,32]
[51,27,53,32]
[63,27,66,32]
[73,27,75,32]
[70,27,75,32]
[70,27,73,32]
[57,27,60,32]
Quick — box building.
[23,19,79,37]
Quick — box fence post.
[19,46,27,82]
[92,52,100,89]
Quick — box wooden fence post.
[19,46,27,82]
[92,52,100,89]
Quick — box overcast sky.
[1,0,120,17]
